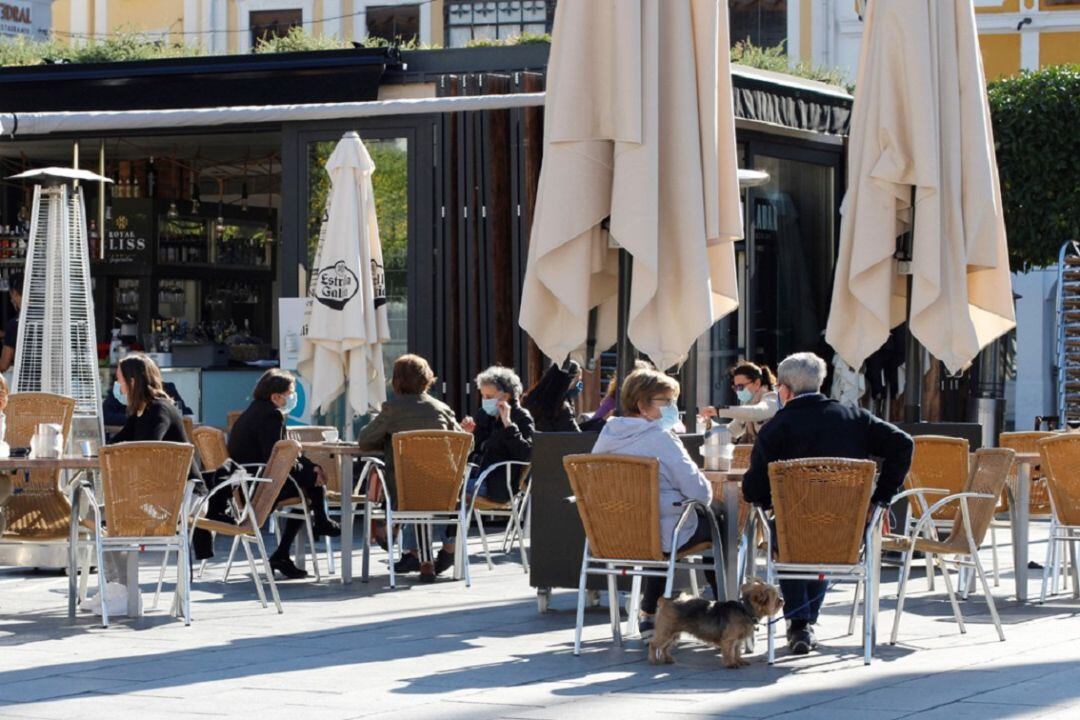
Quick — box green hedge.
[989,64,1080,270]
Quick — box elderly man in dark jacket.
[744,352,913,656]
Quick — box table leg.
[361,495,371,583]
[68,482,82,619]
[126,551,140,617]
[339,453,353,584]
[722,481,740,601]
[1012,461,1032,601]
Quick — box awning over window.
[732,64,852,136]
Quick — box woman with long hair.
[109,353,189,444]
[701,361,780,444]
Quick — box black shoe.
[270,556,308,580]
[786,622,816,655]
[433,549,455,576]
[313,519,341,539]
[638,615,656,640]
[393,553,421,574]
[419,561,437,583]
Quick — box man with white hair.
[743,351,913,656]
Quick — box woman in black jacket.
[523,360,582,433]
[110,354,190,445]
[462,365,534,503]
[227,369,339,579]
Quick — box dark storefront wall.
[707,128,844,408]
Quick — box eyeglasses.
[650,397,676,408]
[732,382,748,391]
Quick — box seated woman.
[701,361,780,444]
[461,365,534,503]
[104,376,193,429]
[228,368,339,580]
[523,360,582,433]
[591,367,716,637]
[357,354,461,582]
[109,354,190,445]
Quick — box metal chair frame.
[466,460,532,573]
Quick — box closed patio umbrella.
[519,0,743,371]
[826,0,1015,377]
[299,131,391,425]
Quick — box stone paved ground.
[1,523,1079,719]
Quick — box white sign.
[0,1,50,40]
[277,297,307,371]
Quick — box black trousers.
[640,507,721,615]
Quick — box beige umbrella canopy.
[826,0,1015,375]
[519,0,743,371]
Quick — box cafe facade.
[0,43,853,425]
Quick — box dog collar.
[737,597,759,627]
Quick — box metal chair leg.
[475,511,494,570]
[152,550,171,610]
[1041,529,1055,603]
[989,524,1000,587]
[606,566,622,646]
[252,530,283,614]
[848,581,861,636]
[241,538,268,608]
[223,535,240,582]
[937,557,966,633]
[890,540,917,645]
[573,542,589,656]
[971,549,1005,642]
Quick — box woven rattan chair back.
[732,444,753,470]
[2,393,77,539]
[908,436,969,521]
[769,457,877,565]
[286,426,341,494]
[563,454,663,562]
[181,416,195,441]
[248,439,302,526]
[100,442,194,537]
[226,410,243,433]
[393,430,473,512]
[191,426,230,471]
[938,448,1014,552]
[1000,431,1054,514]
[1037,435,1080,526]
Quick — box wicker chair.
[226,410,243,433]
[732,444,761,589]
[191,426,230,472]
[284,425,341,574]
[761,457,884,665]
[189,439,302,612]
[903,436,970,591]
[0,393,77,543]
[1035,435,1080,603]
[466,460,532,573]
[883,448,1013,645]
[997,431,1055,587]
[84,441,196,627]
[563,454,722,656]
[182,416,195,443]
[386,430,473,588]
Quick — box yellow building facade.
[784,0,1080,80]
[48,0,448,53]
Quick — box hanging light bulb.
[166,201,179,220]
[215,178,225,233]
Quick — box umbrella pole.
[900,186,922,424]
[615,248,636,412]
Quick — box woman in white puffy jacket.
[701,361,780,444]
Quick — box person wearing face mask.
[700,362,780,444]
[226,368,339,579]
[460,365,535,503]
[591,367,716,638]
[523,360,582,433]
[109,353,191,446]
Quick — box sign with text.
[0,1,50,40]
[97,198,154,268]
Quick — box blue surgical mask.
[281,392,298,415]
[112,382,127,406]
[736,388,754,405]
[658,404,680,431]
[481,398,499,416]
[566,380,584,400]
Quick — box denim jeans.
[779,579,828,623]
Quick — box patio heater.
[8,167,110,448]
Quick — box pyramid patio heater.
[9,168,109,448]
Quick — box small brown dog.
[648,578,784,668]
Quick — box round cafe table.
[704,467,747,601]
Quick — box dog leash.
[765,581,836,627]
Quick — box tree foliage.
[988,64,1080,270]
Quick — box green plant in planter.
[988,64,1080,271]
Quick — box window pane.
[497,23,520,39]
[521,0,546,22]
[448,27,473,47]
[472,24,497,41]
[367,5,420,45]
[473,2,498,22]
[447,2,473,25]
[497,1,522,23]
[728,0,787,49]
[522,22,545,35]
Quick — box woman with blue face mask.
[591,367,717,638]
[700,361,780,445]
[460,366,534,504]
[222,368,339,578]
